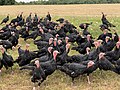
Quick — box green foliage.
[1,0,120,5]
[15,0,120,5]
[45,0,120,4]
[0,0,15,5]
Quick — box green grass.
[0,16,120,90]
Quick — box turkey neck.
[48,52,53,60]
[53,54,57,61]
[115,46,120,51]
[25,49,29,52]
[93,58,99,66]
[36,64,40,68]
[1,49,5,54]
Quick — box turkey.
[56,18,64,23]
[46,12,51,21]
[8,32,19,47]
[72,34,94,54]
[20,60,46,90]
[26,13,32,23]
[0,46,14,71]
[57,60,95,84]
[79,22,92,30]
[101,12,116,27]
[81,60,99,84]
[15,44,37,66]
[104,41,120,63]
[0,40,13,51]
[0,14,9,25]
[20,50,59,87]
[99,24,111,31]
[98,53,116,72]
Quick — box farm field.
[0,4,120,90]
[0,4,120,16]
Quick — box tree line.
[0,0,120,5]
[0,0,15,5]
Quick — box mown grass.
[0,5,120,90]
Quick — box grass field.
[0,4,120,90]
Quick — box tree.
[0,0,15,5]
[15,0,120,5]
[0,0,5,5]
